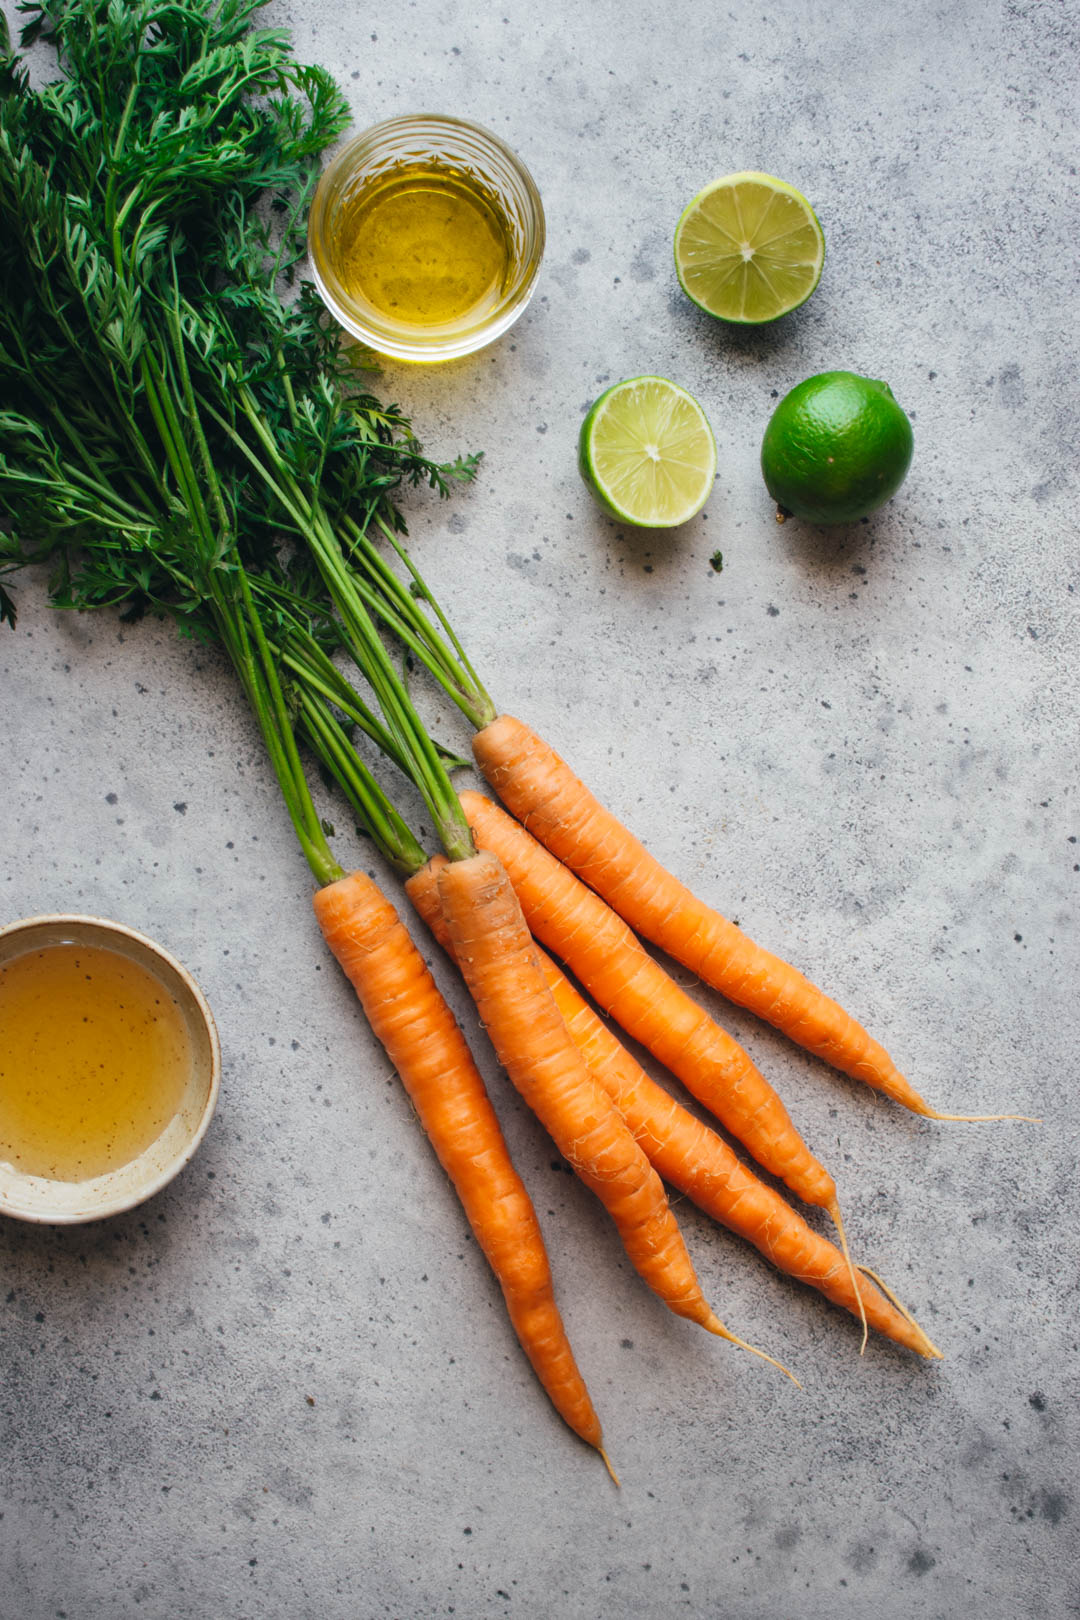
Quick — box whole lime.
[761,371,913,524]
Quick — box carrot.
[408,861,936,1359]
[458,788,873,1345]
[458,790,838,1212]
[429,849,796,1380]
[538,948,941,1359]
[472,714,1030,1122]
[312,868,613,1471]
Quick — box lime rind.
[760,371,914,524]
[674,171,825,325]
[579,376,717,528]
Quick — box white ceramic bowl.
[0,915,220,1224]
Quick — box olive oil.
[0,941,192,1181]
[338,168,512,329]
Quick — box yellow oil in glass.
[0,942,192,1181]
[338,168,512,328]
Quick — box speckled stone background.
[3,1,1078,1617]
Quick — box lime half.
[579,376,717,527]
[674,172,825,324]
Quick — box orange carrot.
[538,948,941,1358]
[312,869,611,1467]
[408,860,935,1358]
[472,714,1024,1121]
[458,789,839,1216]
[429,849,794,1377]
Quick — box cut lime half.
[674,172,825,324]
[578,376,717,528]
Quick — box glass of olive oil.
[0,915,220,1223]
[308,114,545,362]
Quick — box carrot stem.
[202,379,477,866]
[140,340,342,889]
[297,688,428,878]
[334,511,496,729]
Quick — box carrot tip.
[857,1265,944,1361]
[598,1445,621,1486]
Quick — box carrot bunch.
[269,509,1049,1467]
[314,724,944,1476]
[232,512,989,1478]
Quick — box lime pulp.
[674,172,825,325]
[578,376,717,528]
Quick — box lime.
[578,376,717,528]
[674,172,825,324]
[760,371,914,524]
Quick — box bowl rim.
[0,913,221,1224]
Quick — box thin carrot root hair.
[856,1265,944,1360]
[599,1447,621,1487]
[705,1314,802,1388]
[911,1105,1042,1124]
[827,1198,868,1356]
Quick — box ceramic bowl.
[0,915,220,1224]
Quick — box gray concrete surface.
[3,0,1078,1616]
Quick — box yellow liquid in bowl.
[0,942,192,1181]
[338,170,512,328]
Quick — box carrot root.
[471,716,979,1122]
[599,1446,621,1487]
[313,869,607,1455]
